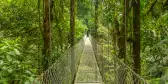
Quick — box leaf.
[7,68,12,73]
[6,55,12,61]
[0,45,8,50]
[14,49,20,55]
[25,70,32,75]
[28,77,34,82]
[8,51,15,56]
[2,66,7,71]
[0,60,4,65]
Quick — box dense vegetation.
[0,0,86,83]
[0,0,168,84]
[94,0,168,83]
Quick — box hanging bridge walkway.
[33,35,148,84]
[75,37,102,84]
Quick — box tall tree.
[117,0,130,84]
[117,0,129,60]
[70,0,76,83]
[92,0,98,50]
[122,0,129,62]
[94,0,98,80]
[132,0,140,75]
[95,0,98,38]
[43,0,51,71]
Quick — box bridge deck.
[75,37,102,84]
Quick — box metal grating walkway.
[75,37,102,84]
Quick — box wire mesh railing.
[89,36,148,84]
[113,55,148,84]
[32,35,87,84]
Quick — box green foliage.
[1,0,168,83]
[0,38,35,84]
[95,0,168,83]
[0,0,88,83]
[140,1,168,83]
[76,19,87,40]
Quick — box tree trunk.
[122,0,129,62]
[70,0,76,83]
[95,0,98,39]
[43,0,51,83]
[94,0,98,81]
[117,1,130,84]
[132,0,141,83]
[43,0,51,71]
[113,20,117,84]
[114,18,120,84]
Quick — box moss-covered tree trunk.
[43,0,51,71]
[117,0,130,84]
[42,0,51,83]
[121,0,129,62]
[94,0,98,81]
[70,0,76,83]
[132,0,141,83]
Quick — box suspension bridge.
[32,35,148,84]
